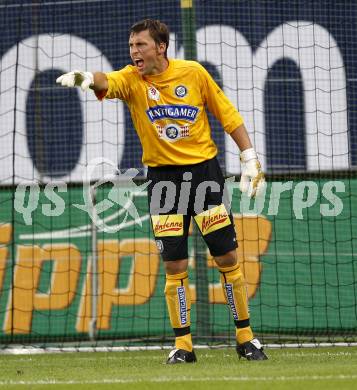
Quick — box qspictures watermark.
[13,159,346,232]
[14,158,150,233]
[238,180,345,219]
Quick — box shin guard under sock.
[218,264,253,344]
[165,271,193,351]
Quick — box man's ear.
[157,42,166,55]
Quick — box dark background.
[1,0,355,177]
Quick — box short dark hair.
[130,19,170,57]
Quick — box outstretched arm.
[56,68,131,102]
[91,72,108,93]
[56,70,108,94]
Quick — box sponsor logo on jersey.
[148,86,160,101]
[177,286,187,325]
[224,283,239,320]
[156,124,190,142]
[151,214,184,237]
[175,85,188,98]
[194,204,231,235]
[146,105,199,122]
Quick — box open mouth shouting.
[134,58,144,72]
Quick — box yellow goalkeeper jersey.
[101,59,244,167]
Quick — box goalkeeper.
[57,18,267,363]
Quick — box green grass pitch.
[0,347,356,389]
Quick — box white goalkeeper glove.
[56,70,94,91]
[239,148,266,198]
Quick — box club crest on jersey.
[148,86,160,101]
[164,124,179,140]
[175,85,187,98]
[156,124,190,142]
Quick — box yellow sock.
[236,326,253,344]
[218,264,253,344]
[165,271,193,351]
[175,334,193,352]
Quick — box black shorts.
[147,157,238,261]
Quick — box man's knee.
[164,258,188,274]
[214,249,237,268]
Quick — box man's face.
[129,30,165,76]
